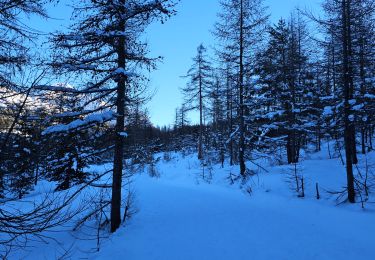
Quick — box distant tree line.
[174,0,375,204]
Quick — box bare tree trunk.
[111,11,126,232]
[198,72,203,160]
[317,126,321,152]
[342,0,355,203]
[287,136,292,164]
[0,174,3,198]
[361,128,366,154]
[351,127,358,164]
[369,126,373,151]
[359,35,366,155]
[238,0,246,176]
[226,67,234,166]
[346,0,358,165]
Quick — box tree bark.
[111,8,126,232]
[369,126,373,151]
[198,67,203,160]
[238,0,246,176]
[342,0,355,203]
[346,0,358,165]
[226,66,234,166]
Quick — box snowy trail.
[93,174,375,260]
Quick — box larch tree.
[349,0,375,154]
[182,44,212,160]
[255,16,312,164]
[316,0,375,202]
[214,0,268,176]
[50,0,176,232]
[341,0,356,203]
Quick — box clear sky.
[146,0,321,127]
[30,0,321,127]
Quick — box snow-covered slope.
[7,145,375,259]
[90,151,375,260]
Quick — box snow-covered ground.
[6,144,375,259]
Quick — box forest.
[0,0,374,259]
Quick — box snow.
[42,111,115,135]
[0,86,46,114]
[323,106,333,116]
[352,103,364,111]
[89,151,375,260]
[364,94,375,99]
[112,67,136,77]
[94,29,130,37]
[119,131,128,137]
[35,83,76,92]
[264,110,284,119]
[320,95,335,101]
[4,145,375,259]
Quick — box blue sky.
[146,0,321,127]
[31,0,321,127]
